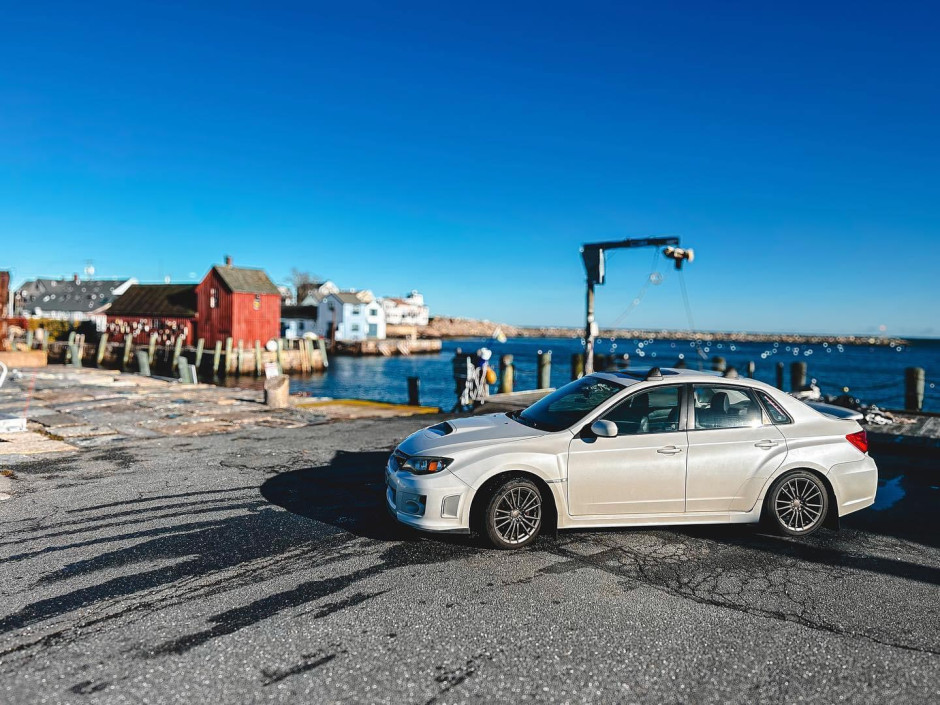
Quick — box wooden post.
[571,353,585,380]
[905,367,925,411]
[96,333,108,366]
[264,375,290,408]
[317,337,329,368]
[212,340,222,375]
[791,361,807,391]
[499,354,514,394]
[254,341,263,376]
[776,362,784,390]
[172,336,184,372]
[26,329,33,349]
[136,349,151,376]
[407,376,420,406]
[122,334,133,370]
[195,338,205,368]
[42,333,49,353]
[276,338,284,374]
[148,333,158,365]
[224,337,234,374]
[178,355,193,384]
[711,356,727,372]
[69,343,82,368]
[537,351,552,389]
[66,331,76,363]
[746,361,756,378]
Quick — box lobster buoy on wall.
[485,367,497,385]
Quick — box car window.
[757,391,792,424]
[515,376,626,432]
[602,386,681,435]
[693,384,763,430]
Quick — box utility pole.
[581,237,693,374]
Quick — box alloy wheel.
[493,486,542,545]
[773,475,825,533]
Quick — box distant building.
[280,305,318,339]
[315,291,386,341]
[299,280,339,306]
[0,271,9,318]
[382,290,429,327]
[13,275,137,328]
[106,284,198,345]
[195,257,281,346]
[277,285,295,306]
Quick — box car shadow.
[259,450,474,547]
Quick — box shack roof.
[329,291,374,305]
[210,265,280,295]
[108,284,198,317]
[15,278,133,314]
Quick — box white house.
[299,280,339,306]
[382,290,429,326]
[280,305,318,340]
[315,291,386,341]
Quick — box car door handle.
[755,440,779,449]
[657,445,683,455]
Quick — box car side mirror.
[590,420,618,438]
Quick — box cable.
[677,269,707,367]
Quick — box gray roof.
[107,284,198,317]
[330,291,372,305]
[211,265,280,295]
[14,278,130,314]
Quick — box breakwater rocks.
[423,317,908,347]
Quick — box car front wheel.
[483,478,543,549]
[766,470,829,536]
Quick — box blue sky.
[1,1,938,336]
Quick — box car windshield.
[511,376,627,432]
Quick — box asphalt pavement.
[1,416,938,704]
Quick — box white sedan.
[386,368,878,549]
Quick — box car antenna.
[645,367,663,381]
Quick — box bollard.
[195,338,205,368]
[136,349,151,376]
[746,361,756,378]
[148,333,158,365]
[97,333,108,366]
[776,362,785,390]
[499,354,515,393]
[537,351,552,389]
[254,341,263,376]
[212,340,223,375]
[905,367,925,411]
[122,334,133,370]
[178,356,193,384]
[571,353,585,380]
[264,374,290,408]
[711,356,727,372]
[791,361,807,391]
[407,376,420,406]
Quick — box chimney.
[225,255,233,267]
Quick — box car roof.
[592,367,757,386]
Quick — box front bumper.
[385,458,472,534]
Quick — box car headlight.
[401,456,453,475]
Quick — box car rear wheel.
[766,470,829,536]
[483,478,543,549]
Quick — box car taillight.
[846,430,868,454]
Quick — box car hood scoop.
[398,413,544,455]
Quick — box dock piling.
[905,367,925,411]
[499,354,514,394]
[571,353,585,380]
[224,337,233,374]
[172,336,184,372]
[537,351,552,389]
[711,356,727,373]
[254,341,263,376]
[212,341,222,375]
[148,333,157,366]
[407,376,420,406]
[123,334,133,370]
[776,362,784,390]
[96,334,108,366]
[136,350,151,376]
[791,361,807,391]
[746,360,756,378]
[195,338,205,368]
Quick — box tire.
[482,478,543,549]
[765,470,829,537]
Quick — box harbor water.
[237,337,940,412]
